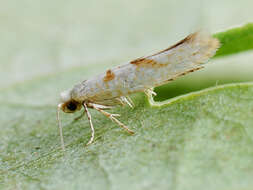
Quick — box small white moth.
[57,31,220,150]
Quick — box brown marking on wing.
[103,69,115,82]
[130,32,198,67]
[151,32,198,57]
[130,58,167,68]
[130,57,145,65]
[166,66,204,83]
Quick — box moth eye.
[66,102,77,111]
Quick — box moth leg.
[83,103,95,145]
[116,96,134,108]
[74,103,113,123]
[88,103,134,135]
[73,111,85,121]
[126,96,134,107]
[121,96,134,108]
[144,88,157,98]
[90,103,113,110]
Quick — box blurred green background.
[1,0,253,102]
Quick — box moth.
[57,31,220,150]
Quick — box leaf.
[214,23,253,57]
[1,80,253,189]
[1,24,253,189]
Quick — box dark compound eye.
[66,102,77,111]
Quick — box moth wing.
[130,31,220,69]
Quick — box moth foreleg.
[88,103,134,135]
[89,103,113,110]
[83,103,95,145]
[73,111,85,122]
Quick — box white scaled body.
[69,31,219,106]
[57,31,220,150]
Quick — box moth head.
[58,90,82,113]
[57,90,83,151]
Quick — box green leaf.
[214,23,253,57]
[1,18,253,190]
[1,79,253,189]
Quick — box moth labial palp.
[57,31,220,150]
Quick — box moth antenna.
[57,103,66,151]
